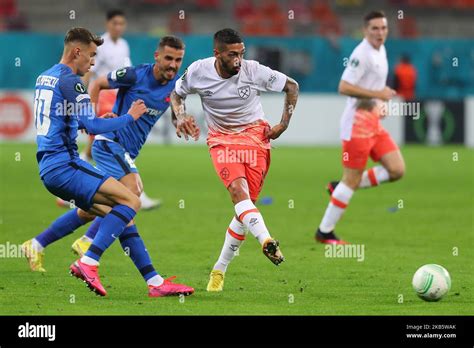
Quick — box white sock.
[147,274,164,287]
[359,166,390,188]
[319,182,354,233]
[214,217,246,272]
[234,199,271,245]
[80,255,99,266]
[32,238,44,252]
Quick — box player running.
[21,28,194,298]
[315,11,405,244]
[170,28,299,292]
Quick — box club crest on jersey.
[74,82,86,93]
[238,85,250,99]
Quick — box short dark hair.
[158,36,185,50]
[213,28,243,49]
[64,27,103,46]
[364,10,386,26]
[106,9,125,21]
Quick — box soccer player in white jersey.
[170,28,299,292]
[315,11,405,245]
[83,9,131,86]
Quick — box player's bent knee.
[128,195,141,212]
[129,186,142,198]
[113,193,141,212]
[389,166,405,181]
[227,181,249,203]
[345,179,361,190]
[342,173,362,190]
[133,195,142,211]
[120,175,143,198]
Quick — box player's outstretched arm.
[338,80,395,101]
[170,90,200,141]
[80,100,147,134]
[266,77,299,140]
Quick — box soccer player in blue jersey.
[71,35,198,294]
[22,28,195,297]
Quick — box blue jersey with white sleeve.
[34,63,134,177]
[99,64,178,158]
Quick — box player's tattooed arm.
[171,109,178,128]
[170,90,200,141]
[266,77,299,140]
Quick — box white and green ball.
[412,264,451,301]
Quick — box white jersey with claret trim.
[174,57,287,133]
[340,38,388,140]
[90,32,132,80]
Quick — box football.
[412,264,451,301]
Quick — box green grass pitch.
[0,143,472,315]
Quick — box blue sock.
[85,217,102,239]
[119,225,158,281]
[35,208,86,248]
[85,205,136,262]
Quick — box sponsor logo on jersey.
[146,108,164,117]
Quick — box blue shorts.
[92,140,138,180]
[41,158,110,211]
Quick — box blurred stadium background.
[0,0,473,147]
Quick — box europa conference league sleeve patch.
[74,82,86,93]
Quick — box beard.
[224,62,240,76]
[162,68,177,81]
